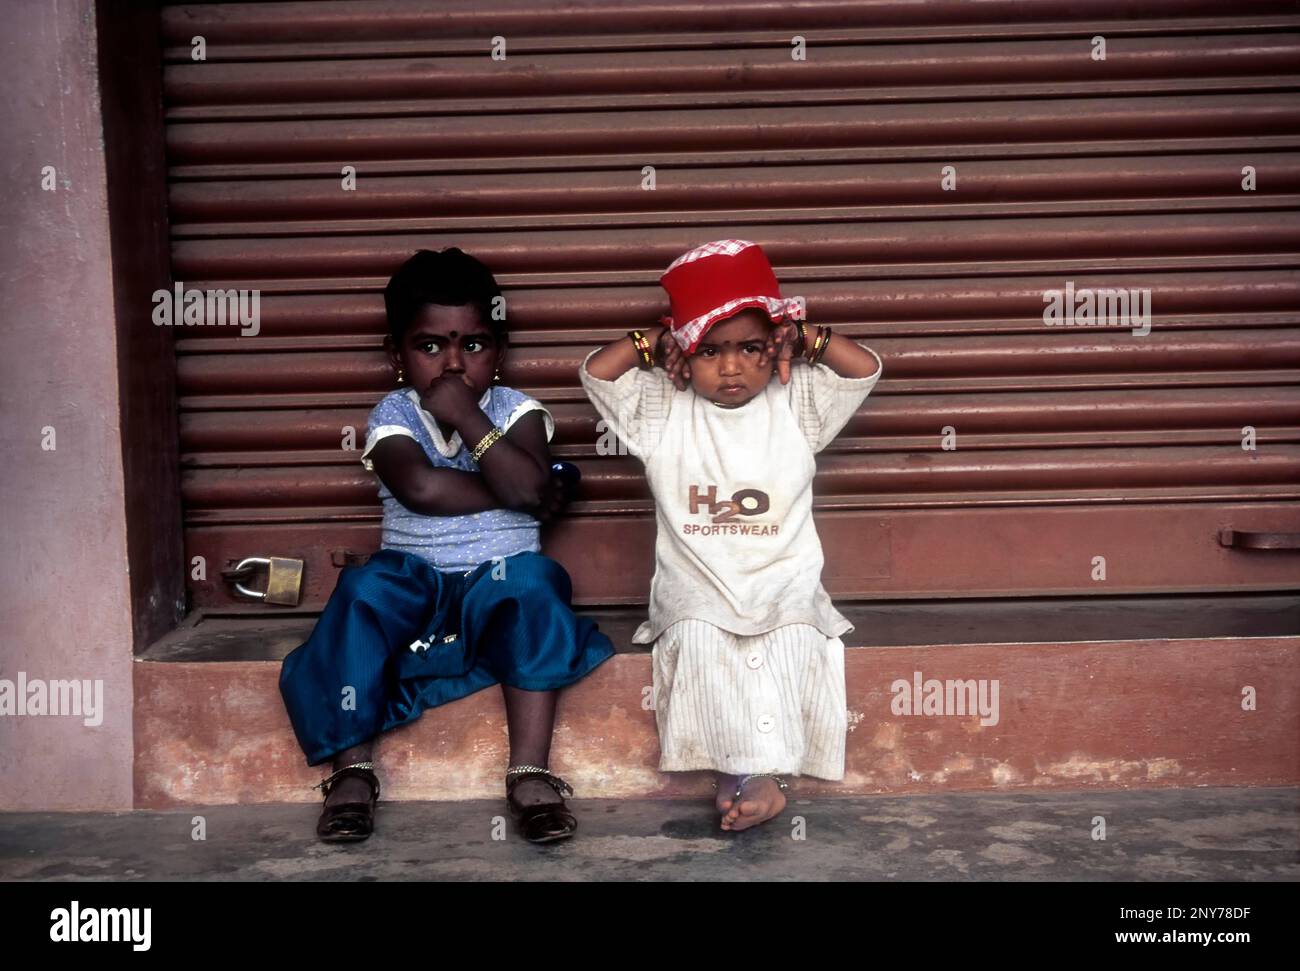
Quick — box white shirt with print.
[579,345,883,644]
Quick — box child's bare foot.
[719,774,787,832]
[715,773,737,816]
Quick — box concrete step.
[133,596,1300,808]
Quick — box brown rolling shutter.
[160,0,1300,616]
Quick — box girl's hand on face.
[656,328,690,391]
[760,321,800,385]
[420,372,480,425]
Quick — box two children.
[280,240,882,840]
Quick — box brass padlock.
[225,556,304,606]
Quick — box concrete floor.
[1,787,1296,881]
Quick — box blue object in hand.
[550,461,581,486]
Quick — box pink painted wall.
[0,0,134,810]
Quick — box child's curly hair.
[383,248,506,343]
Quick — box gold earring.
[395,367,405,385]
[494,368,502,383]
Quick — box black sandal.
[505,764,577,844]
[314,761,381,843]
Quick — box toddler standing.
[579,240,883,830]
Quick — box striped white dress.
[651,618,848,780]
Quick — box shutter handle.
[1218,529,1300,551]
[330,549,372,568]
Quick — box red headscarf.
[658,239,805,354]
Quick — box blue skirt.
[279,548,615,765]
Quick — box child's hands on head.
[669,309,787,406]
[656,327,691,391]
[758,321,801,386]
[656,239,806,393]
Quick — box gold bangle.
[810,326,831,364]
[627,330,654,369]
[471,426,504,462]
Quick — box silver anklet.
[734,773,790,799]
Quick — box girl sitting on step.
[579,239,883,832]
[280,247,614,844]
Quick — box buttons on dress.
[746,651,764,670]
[757,713,775,733]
